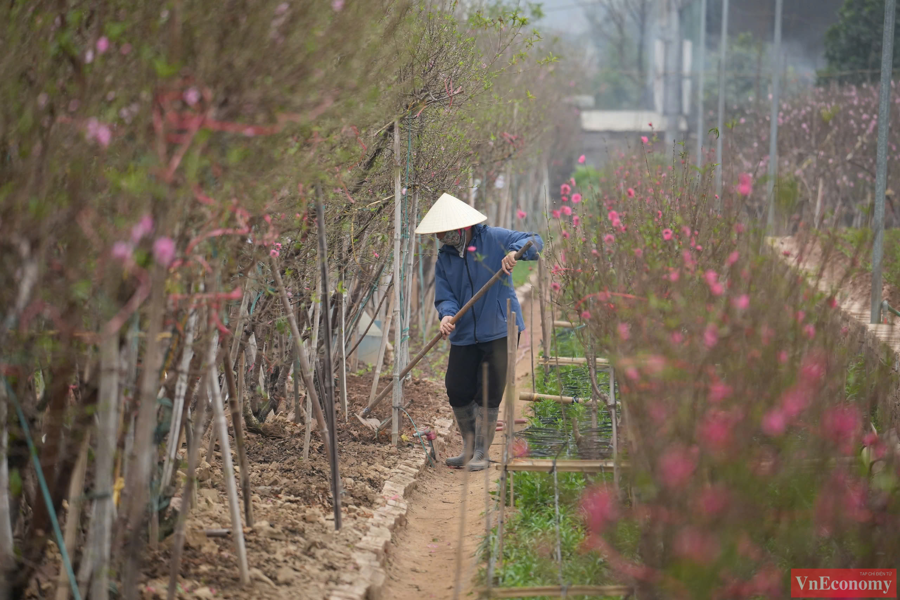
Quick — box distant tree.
[820,0,900,85]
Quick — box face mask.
[439,229,466,257]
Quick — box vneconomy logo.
[791,569,897,598]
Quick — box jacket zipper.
[464,253,479,343]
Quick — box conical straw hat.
[415,193,487,234]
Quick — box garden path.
[381,279,541,600]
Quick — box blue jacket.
[434,224,543,346]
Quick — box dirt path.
[382,279,543,600]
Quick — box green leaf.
[152,57,181,79]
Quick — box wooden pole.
[207,349,250,585]
[497,299,516,568]
[167,344,211,600]
[537,258,550,376]
[339,283,349,419]
[392,119,403,445]
[222,347,253,527]
[482,361,493,595]
[161,312,197,494]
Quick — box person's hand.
[440,315,456,339]
[501,251,517,274]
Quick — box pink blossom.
[561,183,571,195]
[662,229,673,241]
[625,367,639,380]
[604,234,614,245]
[732,295,750,310]
[551,282,561,292]
[572,216,580,227]
[633,248,643,258]
[668,270,680,282]
[726,251,740,266]
[581,310,591,320]
[777,350,788,363]
[96,36,109,54]
[659,446,696,489]
[270,248,280,257]
[152,237,176,267]
[516,209,527,219]
[800,353,826,384]
[580,487,618,534]
[699,410,734,451]
[703,325,718,348]
[561,196,569,202]
[671,331,683,344]
[578,154,586,164]
[562,205,572,216]
[561,230,570,239]
[803,324,816,339]
[131,215,154,243]
[641,136,648,144]
[617,323,630,340]
[697,485,730,516]
[761,409,787,436]
[608,210,619,222]
[735,222,745,234]
[111,241,132,262]
[511,438,529,459]
[626,188,635,198]
[552,209,561,219]
[184,87,201,106]
[781,387,810,419]
[467,245,476,252]
[120,43,132,55]
[572,193,582,203]
[822,404,860,448]
[332,0,344,10]
[709,382,733,403]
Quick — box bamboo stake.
[339,285,349,419]
[207,349,250,585]
[0,371,13,592]
[366,291,396,407]
[222,347,253,527]
[161,312,197,494]
[392,119,403,446]
[452,428,470,600]
[270,256,332,464]
[537,256,550,375]
[482,362,493,596]
[496,300,516,568]
[55,434,91,600]
[167,368,212,600]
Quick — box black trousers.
[445,334,519,409]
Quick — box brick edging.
[328,417,454,600]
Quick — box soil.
[381,279,542,600]
[132,372,452,600]
[775,234,900,317]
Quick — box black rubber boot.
[467,406,499,471]
[446,402,476,467]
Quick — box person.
[415,193,543,471]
